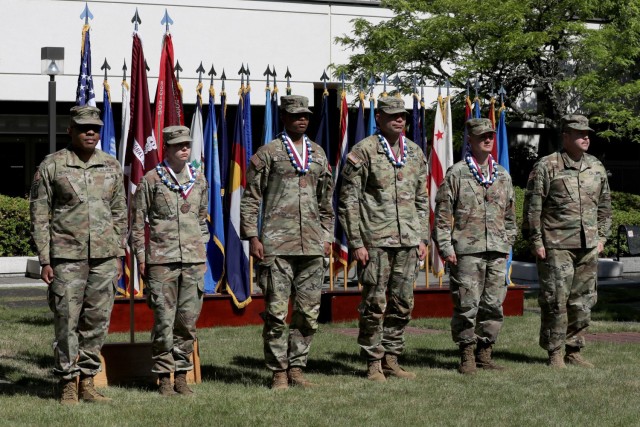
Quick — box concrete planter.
[0,257,41,278]
[511,258,624,281]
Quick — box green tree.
[335,0,640,140]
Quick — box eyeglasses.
[73,124,101,134]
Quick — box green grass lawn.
[1,291,640,427]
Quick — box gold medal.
[180,203,191,213]
[299,177,307,188]
[397,171,404,181]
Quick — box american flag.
[76,25,96,107]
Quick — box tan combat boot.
[174,372,194,395]
[458,343,477,375]
[288,367,315,388]
[475,342,506,370]
[59,378,79,405]
[158,373,177,396]
[366,360,386,382]
[381,354,416,379]
[564,347,594,368]
[271,370,289,390]
[79,376,111,402]
[547,348,566,368]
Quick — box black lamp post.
[41,47,65,154]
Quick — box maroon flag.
[153,33,184,160]
[125,33,159,195]
[123,33,159,296]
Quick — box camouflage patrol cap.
[163,125,192,145]
[466,118,496,135]
[377,97,408,115]
[561,114,593,132]
[280,95,312,114]
[70,105,103,126]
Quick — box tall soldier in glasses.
[30,106,127,404]
[523,115,611,368]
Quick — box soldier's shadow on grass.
[0,364,57,398]
[19,314,53,327]
[490,350,547,365]
[200,361,270,388]
[405,347,459,370]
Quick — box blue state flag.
[243,85,253,167]
[262,85,274,144]
[355,91,366,145]
[411,93,423,151]
[367,95,376,136]
[100,83,117,157]
[271,86,280,137]
[204,86,225,293]
[315,89,331,161]
[496,108,513,284]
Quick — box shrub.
[0,195,36,256]
[512,187,640,261]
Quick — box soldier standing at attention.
[241,95,334,390]
[338,97,429,382]
[30,105,127,404]
[132,126,209,396]
[523,115,611,368]
[433,118,516,375]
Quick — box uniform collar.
[65,148,106,168]
[560,150,591,171]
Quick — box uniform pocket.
[47,279,67,313]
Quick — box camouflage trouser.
[537,247,598,351]
[358,247,419,361]
[449,252,508,346]
[48,257,118,380]
[146,263,205,374]
[257,255,326,371]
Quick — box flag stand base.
[93,339,201,387]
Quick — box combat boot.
[458,343,477,375]
[547,348,566,368]
[59,378,78,405]
[564,347,594,368]
[271,370,289,390]
[475,342,506,370]
[158,373,177,396]
[366,360,386,382]
[78,376,111,402]
[288,367,315,388]
[381,354,416,379]
[174,372,194,395]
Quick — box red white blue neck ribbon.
[156,160,197,199]
[465,153,498,187]
[377,132,407,167]
[281,132,312,174]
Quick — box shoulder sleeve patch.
[347,152,363,166]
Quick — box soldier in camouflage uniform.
[240,95,334,390]
[433,118,516,375]
[132,125,209,395]
[523,115,611,368]
[29,105,127,404]
[338,97,429,382]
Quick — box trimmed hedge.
[0,195,36,256]
[0,189,638,259]
[513,187,640,261]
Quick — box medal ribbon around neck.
[377,132,407,167]
[281,132,312,174]
[465,153,498,188]
[156,161,198,199]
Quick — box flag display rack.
[107,286,527,333]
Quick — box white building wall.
[1,0,400,106]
